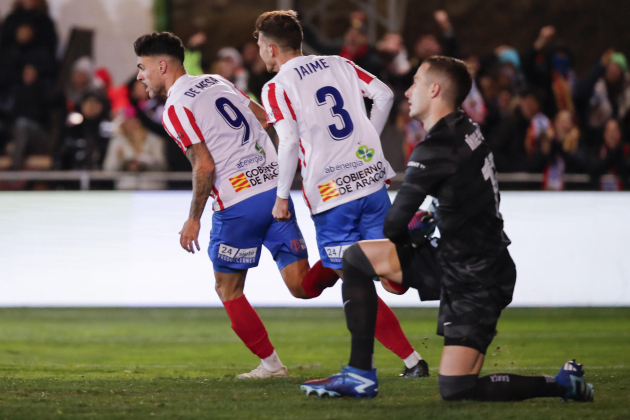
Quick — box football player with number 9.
[134,32,341,379]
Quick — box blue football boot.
[554,359,594,402]
[301,366,378,398]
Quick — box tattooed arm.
[179,142,216,254]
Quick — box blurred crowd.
[0,1,628,190]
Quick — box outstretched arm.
[180,142,216,253]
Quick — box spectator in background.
[215,47,248,92]
[493,46,526,94]
[490,88,552,172]
[103,107,167,190]
[339,12,383,77]
[538,110,583,190]
[65,57,97,112]
[376,32,411,100]
[0,0,57,55]
[462,54,487,124]
[575,50,630,146]
[0,0,57,102]
[242,41,272,101]
[57,92,112,170]
[553,109,584,173]
[396,10,462,108]
[522,90,554,171]
[126,77,188,173]
[183,32,207,76]
[94,67,130,114]
[406,11,460,76]
[522,26,576,118]
[396,100,426,163]
[483,87,514,139]
[8,62,54,169]
[127,79,164,134]
[303,11,384,78]
[590,118,629,190]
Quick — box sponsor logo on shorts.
[218,244,258,264]
[229,173,252,192]
[356,145,374,162]
[324,245,351,263]
[290,239,307,252]
[318,180,340,202]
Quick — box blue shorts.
[311,186,391,269]
[209,188,308,273]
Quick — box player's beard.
[146,82,164,99]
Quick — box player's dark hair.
[253,10,303,51]
[424,56,473,108]
[134,32,185,63]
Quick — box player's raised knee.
[342,243,376,280]
[287,282,309,299]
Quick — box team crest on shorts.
[318,180,340,202]
[290,239,307,252]
[229,173,252,192]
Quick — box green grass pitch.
[0,307,628,419]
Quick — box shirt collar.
[426,109,466,138]
[167,73,191,97]
[279,55,305,72]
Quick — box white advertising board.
[1,191,629,307]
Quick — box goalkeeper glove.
[407,210,437,248]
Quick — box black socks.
[342,244,378,371]
[439,373,568,401]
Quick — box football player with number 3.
[134,32,341,379]
[255,10,429,378]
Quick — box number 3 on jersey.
[316,86,354,140]
[216,97,250,145]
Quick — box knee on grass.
[438,374,479,401]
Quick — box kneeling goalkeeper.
[300,56,594,402]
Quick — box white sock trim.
[403,350,422,369]
[261,350,283,372]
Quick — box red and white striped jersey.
[162,74,278,211]
[261,55,395,214]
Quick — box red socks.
[383,279,409,295]
[223,295,274,359]
[301,260,340,298]
[374,297,415,359]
